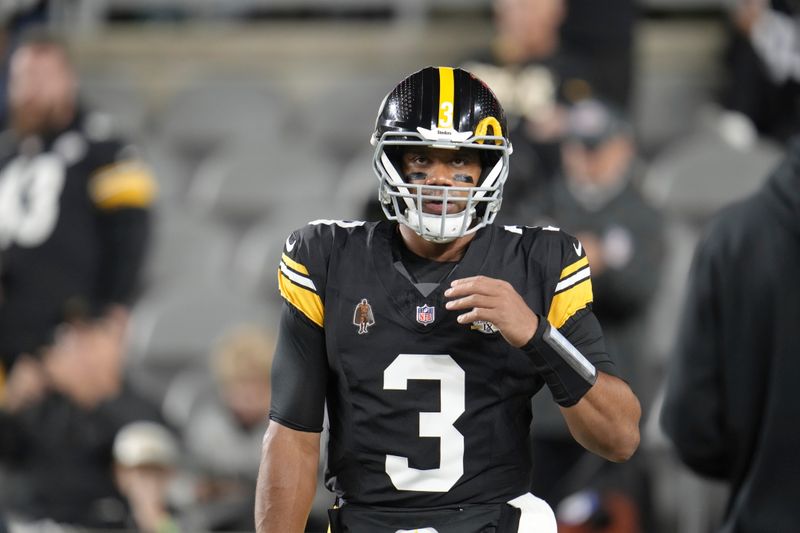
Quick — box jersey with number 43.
[274,219,616,508]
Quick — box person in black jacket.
[0,313,162,529]
[661,139,800,531]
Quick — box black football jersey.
[275,220,615,508]
[0,110,155,361]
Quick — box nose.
[424,162,453,186]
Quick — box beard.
[10,101,72,137]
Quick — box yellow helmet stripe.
[437,66,455,129]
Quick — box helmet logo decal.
[416,126,472,142]
[437,66,455,129]
[474,116,503,145]
[353,298,375,335]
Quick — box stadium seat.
[186,143,337,228]
[143,206,237,288]
[295,76,394,163]
[230,194,357,299]
[334,145,381,220]
[140,142,195,204]
[81,79,151,139]
[230,217,287,300]
[155,82,290,153]
[643,109,783,225]
[126,283,277,403]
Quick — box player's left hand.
[444,275,539,348]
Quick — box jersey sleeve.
[546,232,593,329]
[271,222,338,431]
[269,303,328,432]
[87,139,157,212]
[277,222,336,328]
[88,139,155,312]
[539,229,618,376]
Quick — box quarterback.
[255,67,640,532]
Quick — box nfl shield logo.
[416,304,435,326]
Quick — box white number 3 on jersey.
[383,353,465,492]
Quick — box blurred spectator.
[463,0,608,223]
[722,0,800,143]
[661,138,800,532]
[163,324,274,531]
[539,99,663,395]
[0,0,50,129]
[0,313,163,529]
[0,29,155,384]
[529,99,663,530]
[113,421,181,533]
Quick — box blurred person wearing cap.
[0,312,163,529]
[460,0,636,227]
[539,99,663,390]
[526,99,663,531]
[113,421,180,533]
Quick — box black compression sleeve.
[559,310,618,378]
[269,303,328,432]
[522,315,598,407]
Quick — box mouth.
[422,199,469,215]
[422,199,445,215]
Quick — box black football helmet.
[371,66,512,243]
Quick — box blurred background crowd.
[0,0,796,532]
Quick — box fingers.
[445,275,510,298]
[445,277,500,320]
[452,306,490,325]
[444,292,496,312]
[445,276,513,325]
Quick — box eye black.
[405,172,427,182]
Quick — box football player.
[255,67,640,533]
[0,30,154,398]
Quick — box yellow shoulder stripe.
[560,256,589,280]
[278,270,324,327]
[281,253,309,276]
[547,278,593,329]
[89,161,157,210]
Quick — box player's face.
[8,45,77,135]
[401,147,482,215]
